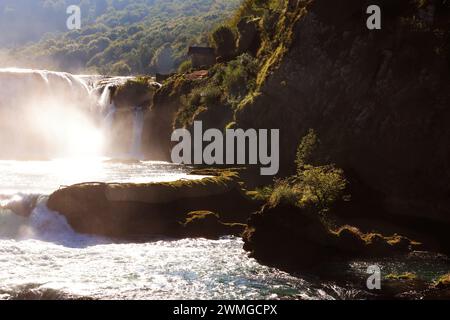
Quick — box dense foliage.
[256,129,348,213]
[0,0,240,74]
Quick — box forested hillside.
[0,0,240,74]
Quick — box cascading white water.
[0,68,149,159]
[130,107,145,158]
[98,83,117,144]
[0,68,103,159]
[98,83,113,113]
[0,68,344,301]
[0,161,329,300]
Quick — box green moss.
[297,165,347,210]
[225,121,237,130]
[184,211,220,225]
[386,272,418,281]
[178,60,193,73]
[295,129,320,170]
[111,169,239,191]
[434,274,450,288]
[267,179,302,207]
[222,54,258,100]
[211,25,237,58]
[103,170,244,207]
[335,227,388,246]
[256,44,286,87]
[113,76,159,108]
[237,91,261,111]
[334,226,420,253]
[115,77,154,97]
[183,210,247,238]
[189,168,241,177]
[169,0,309,133]
[202,86,223,107]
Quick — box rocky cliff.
[237,0,450,218]
[141,0,450,250]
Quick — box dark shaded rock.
[237,17,261,56]
[235,0,450,251]
[434,274,450,290]
[243,204,420,272]
[47,172,258,239]
[243,204,335,270]
[113,78,160,109]
[142,75,195,161]
[333,226,421,257]
[191,102,233,132]
[182,211,246,239]
[99,77,161,155]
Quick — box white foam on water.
[130,107,145,159]
[0,69,345,300]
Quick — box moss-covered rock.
[141,74,199,161]
[232,0,450,254]
[47,171,258,239]
[243,203,420,271]
[333,226,421,257]
[434,274,450,289]
[113,77,161,109]
[243,203,335,270]
[182,211,246,239]
[385,272,418,281]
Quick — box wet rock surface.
[47,172,257,239]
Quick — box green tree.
[297,165,347,210]
[211,25,237,59]
[111,61,131,75]
[150,43,175,74]
[178,60,192,73]
[295,129,319,173]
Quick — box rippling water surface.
[0,159,448,300]
[0,159,341,300]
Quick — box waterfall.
[99,83,114,114]
[0,68,100,159]
[99,83,117,134]
[0,68,157,160]
[104,104,117,132]
[130,107,144,159]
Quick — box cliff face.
[235,0,450,223]
[141,0,450,237]
[142,76,195,161]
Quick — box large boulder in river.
[243,203,421,272]
[47,171,257,239]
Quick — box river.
[0,159,349,300]
[0,69,448,300]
